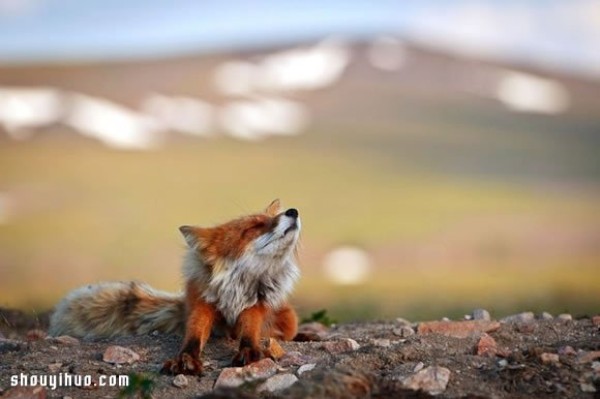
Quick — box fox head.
[179,199,301,266]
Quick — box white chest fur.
[183,251,300,325]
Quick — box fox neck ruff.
[182,248,300,325]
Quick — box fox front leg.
[232,303,269,366]
[161,294,216,375]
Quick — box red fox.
[49,199,301,375]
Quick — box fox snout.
[280,208,300,236]
[285,208,298,218]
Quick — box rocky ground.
[1,308,599,398]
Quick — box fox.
[49,199,301,375]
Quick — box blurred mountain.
[1,37,599,181]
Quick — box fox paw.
[231,346,264,367]
[161,353,203,375]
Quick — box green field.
[1,121,599,321]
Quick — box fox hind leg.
[270,303,298,341]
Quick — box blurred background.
[0,0,599,322]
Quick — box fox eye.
[253,222,266,229]
[241,221,266,239]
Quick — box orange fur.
[271,304,299,341]
[50,200,301,377]
[160,199,301,375]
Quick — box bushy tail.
[49,281,185,339]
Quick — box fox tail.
[49,281,185,339]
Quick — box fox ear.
[265,199,281,216]
[179,225,204,248]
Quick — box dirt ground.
[1,308,599,398]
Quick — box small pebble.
[400,366,450,396]
[48,362,62,373]
[476,333,498,357]
[371,338,391,348]
[500,312,534,324]
[102,346,140,364]
[321,338,360,354]
[257,373,298,392]
[558,346,577,356]
[392,326,414,338]
[413,362,424,372]
[557,314,572,322]
[172,374,188,388]
[48,335,80,346]
[540,353,560,364]
[278,351,313,367]
[395,317,412,327]
[580,383,596,393]
[297,363,316,375]
[540,312,553,320]
[472,309,491,321]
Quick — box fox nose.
[285,208,299,218]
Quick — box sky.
[0,0,599,79]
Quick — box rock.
[497,359,509,368]
[463,315,472,320]
[472,309,491,321]
[500,312,534,323]
[591,361,600,372]
[400,366,451,396]
[214,358,278,389]
[26,329,47,341]
[515,322,537,334]
[257,373,298,392]
[441,317,450,322]
[557,313,572,322]
[580,383,596,393]
[395,317,412,326]
[294,322,329,342]
[540,312,553,320]
[48,362,62,373]
[371,338,391,347]
[47,336,80,346]
[297,363,316,375]
[322,338,360,354]
[2,386,47,399]
[278,351,313,367]
[413,362,424,372]
[417,320,501,338]
[592,315,600,326]
[540,353,560,364]
[233,359,278,381]
[475,333,498,357]
[558,346,577,356]
[393,326,415,338]
[577,351,600,364]
[0,338,22,354]
[172,374,188,388]
[213,368,246,389]
[102,345,140,364]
